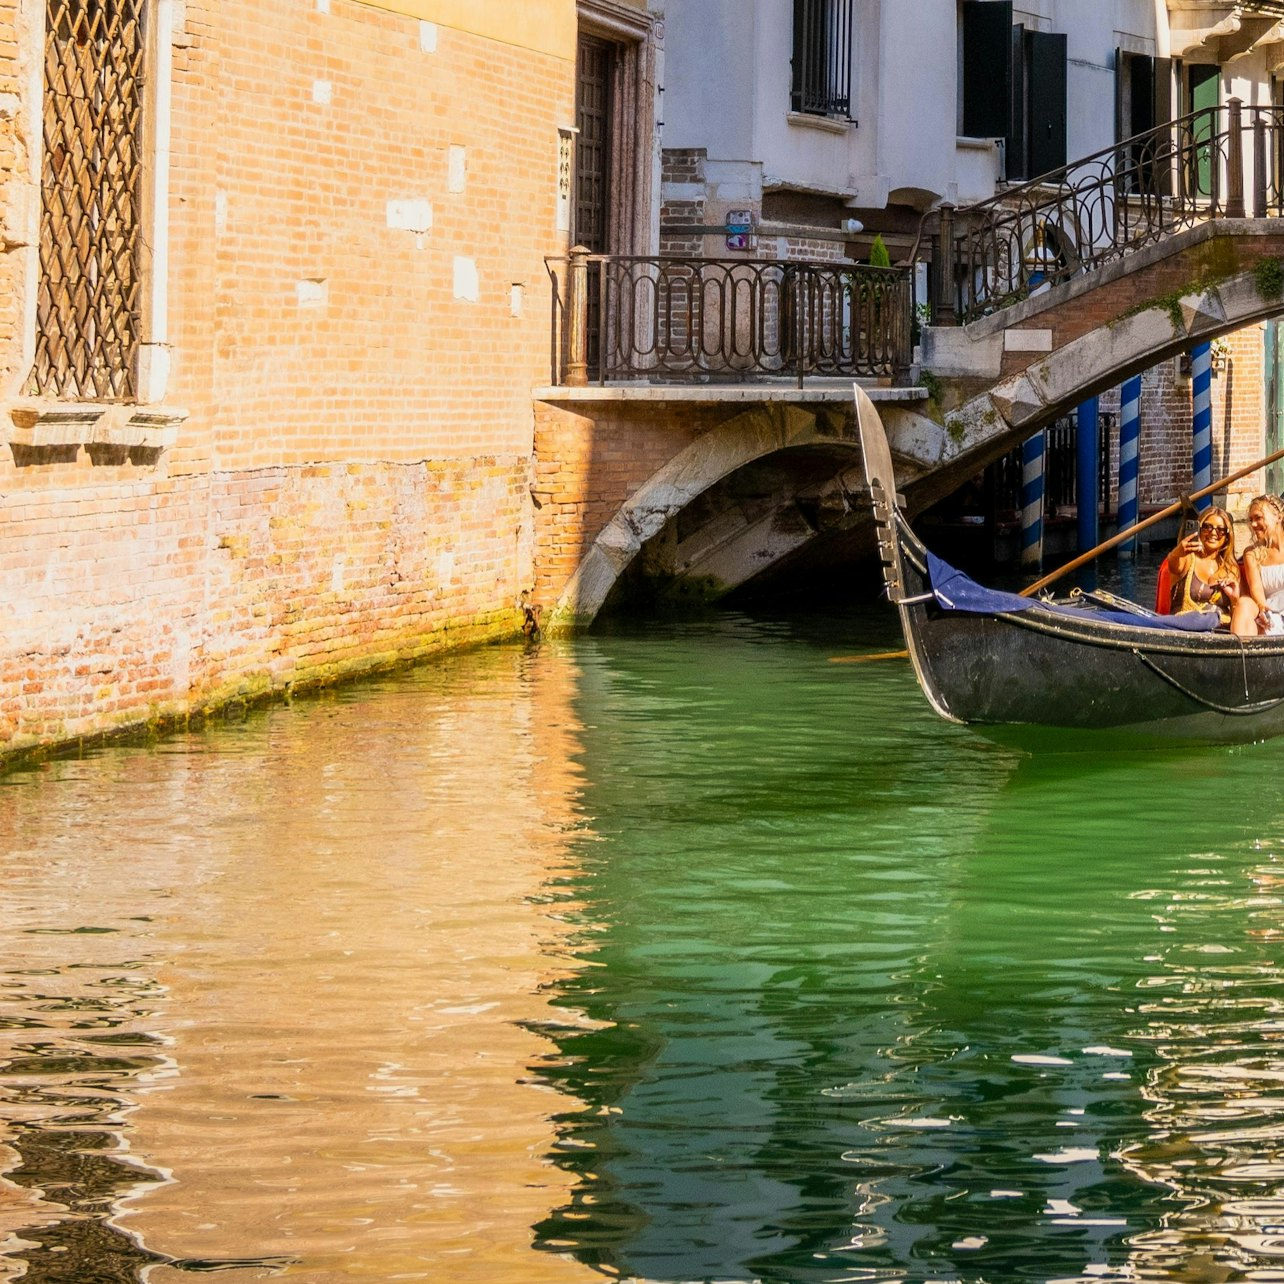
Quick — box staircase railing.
[924,98,1284,325]
[547,252,912,386]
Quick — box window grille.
[791,0,854,120]
[30,0,146,401]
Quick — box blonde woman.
[1232,495,1284,636]
[1165,505,1240,625]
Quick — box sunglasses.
[1200,522,1228,537]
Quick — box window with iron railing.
[791,0,855,121]
[30,0,146,401]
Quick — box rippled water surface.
[5,601,1284,1282]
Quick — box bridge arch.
[550,401,871,627]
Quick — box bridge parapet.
[545,251,912,388]
[924,98,1283,325]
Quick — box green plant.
[1255,257,1284,302]
[869,234,891,269]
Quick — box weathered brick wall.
[659,148,706,257]
[532,400,725,606]
[0,0,573,758]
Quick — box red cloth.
[1155,561,1173,614]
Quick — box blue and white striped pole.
[1191,341,1213,510]
[1077,397,1101,557]
[1020,429,1046,569]
[1117,375,1142,557]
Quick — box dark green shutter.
[962,1,1012,138]
[1027,30,1066,177]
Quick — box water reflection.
[531,614,1284,1282]
[0,646,596,1282]
[11,607,1284,1281]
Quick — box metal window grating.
[29,0,146,401]
[791,0,854,120]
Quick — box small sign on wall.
[726,209,755,252]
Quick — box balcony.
[545,251,914,391]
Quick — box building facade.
[653,0,1284,522]
[0,0,638,758]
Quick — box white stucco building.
[653,1,1284,264]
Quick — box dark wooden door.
[575,34,613,253]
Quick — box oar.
[830,443,1284,664]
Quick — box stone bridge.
[533,219,1284,628]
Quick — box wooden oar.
[830,443,1284,664]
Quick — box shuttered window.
[961,3,1066,181]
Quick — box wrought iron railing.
[548,251,912,385]
[923,98,1284,325]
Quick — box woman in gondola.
[1232,494,1284,636]
[1166,504,1241,626]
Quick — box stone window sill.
[7,401,188,463]
[786,110,855,136]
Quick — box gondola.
[853,384,1284,744]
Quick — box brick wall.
[0,0,573,759]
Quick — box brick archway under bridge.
[530,389,933,629]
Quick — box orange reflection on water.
[0,646,599,1283]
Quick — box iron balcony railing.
[924,98,1284,325]
[548,251,912,386]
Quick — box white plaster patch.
[331,556,345,593]
[419,21,438,52]
[1004,328,1053,353]
[316,0,330,10]
[448,145,467,194]
[510,284,524,318]
[0,93,19,119]
[453,256,479,302]
[312,79,332,105]
[387,199,433,234]
[297,278,328,308]
[214,191,228,237]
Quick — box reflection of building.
[0,646,597,1280]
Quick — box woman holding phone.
[1166,505,1240,626]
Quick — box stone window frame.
[9,0,185,458]
[576,0,663,258]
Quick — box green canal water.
[4,597,1284,1282]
